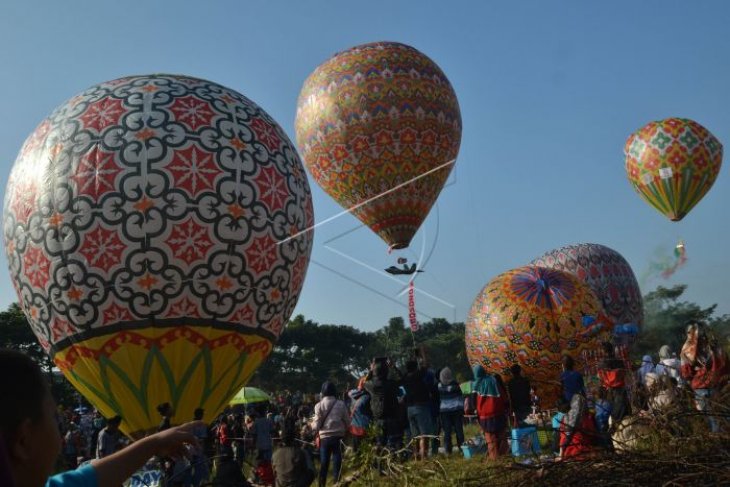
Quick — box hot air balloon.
[3,75,313,438]
[465,266,611,403]
[295,41,461,251]
[531,243,643,343]
[643,239,688,282]
[625,117,723,221]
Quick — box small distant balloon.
[663,239,688,278]
[642,239,688,283]
[625,118,722,221]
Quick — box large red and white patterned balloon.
[3,75,313,436]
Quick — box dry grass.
[339,387,730,487]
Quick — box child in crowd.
[551,402,569,453]
[0,349,202,487]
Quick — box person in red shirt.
[217,415,233,458]
[680,322,729,433]
[596,342,631,429]
[472,364,509,459]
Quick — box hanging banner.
[408,281,419,331]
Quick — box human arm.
[387,358,404,379]
[679,361,694,380]
[310,403,321,432]
[90,421,201,487]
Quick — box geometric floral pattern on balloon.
[295,42,461,249]
[531,243,643,334]
[625,117,723,221]
[465,266,611,404]
[3,75,314,435]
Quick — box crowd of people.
[1,321,728,487]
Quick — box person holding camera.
[363,358,403,451]
[680,322,729,433]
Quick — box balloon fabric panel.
[55,326,270,437]
[625,118,722,221]
[531,243,643,333]
[465,266,611,404]
[3,75,313,437]
[295,42,461,249]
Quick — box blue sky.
[1,1,728,332]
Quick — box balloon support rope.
[277,158,456,246]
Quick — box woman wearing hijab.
[637,355,655,386]
[311,382,350,486]
[347,377,371,451]
[680,322,729,433]
[655,345,682,386]
[559,393,596,460]
[472,364,508,459]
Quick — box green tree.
[635,285,730,358]
[250,314,472,393]
[342,316,470,382]
[417,320,470,382]
[250,314,372,392]
[368,317,415,368]
[0,303,78,405]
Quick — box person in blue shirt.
[593,387,612,434]
[559,355,585,403]
[0,349,201,487]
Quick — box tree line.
[1,285,728,400]
[248,315,471,393]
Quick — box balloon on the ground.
[625,117,723,221]
[465,266,611,403]
[295,41,461,250]
[3,75,313,438]
[531,243,643,342]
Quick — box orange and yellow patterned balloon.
[3,75,313,438]
[295,42,461,249]
[625,118,723,221]
[465,266,612,403]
